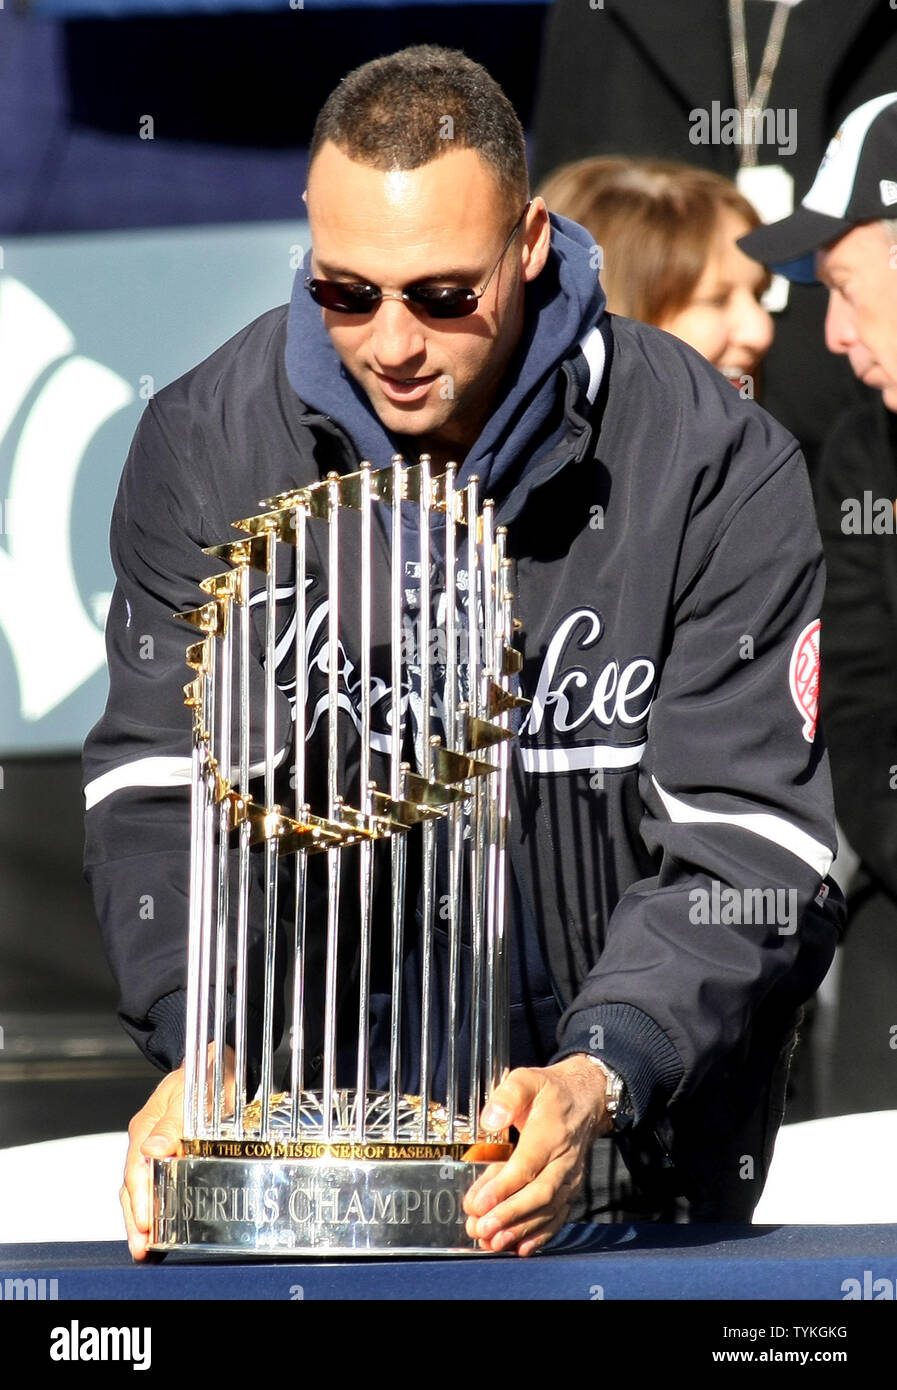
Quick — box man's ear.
[521,198,552,284]
[302,189,308,206]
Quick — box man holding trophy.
[83,46,843,1260]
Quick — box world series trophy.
[150,454,529,1255]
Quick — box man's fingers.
[464,1153,542,1218]
[122,1068,187,1259]
[120,1177,149,1261]
[491,1203,568,1253]
[462,1160,506,1215]
[120,1047,237,1260]
[122,1131,159,1259]
[469,1197,570,1255]
[479,1068,541,1132]
[467,1157,581,1239]
[140,1112,183,1158]
[465,1108,575,1217]
[204,1043,237,1114]
[464,1060,604,1253]
[463,1070,543,1216]
[133,1109,182,1239]
[516,1211,570,1258]
[132,1151,155,1234]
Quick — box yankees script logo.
[518,608,656,773]
[271,594,657,778]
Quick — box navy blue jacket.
[83,223,843,1217]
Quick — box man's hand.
[121,1044,234,1260]
[463,1055,613,1257]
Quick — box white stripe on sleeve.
[85,744,292,810]
[84,756,192,809]
[652,776,833,878]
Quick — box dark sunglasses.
[305,201,532,319]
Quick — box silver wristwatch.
[583,1054,630,1129]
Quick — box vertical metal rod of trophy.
[481,500,497,1095]
[444,464,461,1141]
[289,501,309,1141]
[259,526,280,1139]
[195,633,217,1137]
[466,476,483,1141]
[233,563,252,1136]
[182,658,208,1140]
[212,587,234,1130]
[491,550,514,1090]
[388,454,407,1139]
[322,473,342,1137]
[418,454,435,1141]
[355,463,374,1141]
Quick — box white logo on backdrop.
[0,277,134,720]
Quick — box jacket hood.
[284,213,609,502]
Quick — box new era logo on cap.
[802,93,897,220]
[880,180,897,208]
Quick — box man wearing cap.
[741,93,897,1112]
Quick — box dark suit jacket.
[816,398,897,1111]
[818,399,897,902]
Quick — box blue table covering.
[2,1225,896,1300]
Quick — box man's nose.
[370,297,427,369]
[824,291,856,356]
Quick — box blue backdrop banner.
[0,219,307,754]
[28,0,547,14]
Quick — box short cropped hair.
[310,45,529,208]
[538,156,767,324]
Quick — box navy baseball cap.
[739,92,897,284]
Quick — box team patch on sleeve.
[789,619,820,743]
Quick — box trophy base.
[150,1154,500,1257]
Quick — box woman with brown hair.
[538,157,774,394]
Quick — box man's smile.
[374,371,441,402]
